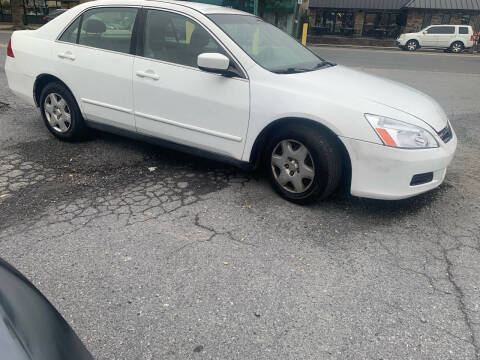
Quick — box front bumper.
[340,132,457,200]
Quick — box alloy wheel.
[44,93,71,133]
[451,43,463,53]
[271,139,315,194]
[407,41,417,51]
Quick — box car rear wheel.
[40,82,87,140]
[406,40,418,51]
[449,41,464,53]
[265,124,342,204]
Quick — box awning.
[404,0,480,10]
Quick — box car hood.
[289,65,448,132]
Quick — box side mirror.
[197,53,230,75]
[423,31,427,34]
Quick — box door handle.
[58,51,76,60]
[136,70,159,80]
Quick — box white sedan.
[5,0,456,203]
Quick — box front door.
[421,26,438,47]
[54,6,138,131]
[132,9,250,160]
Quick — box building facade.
[0,0,78,23]
[308,0,480,38]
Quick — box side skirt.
[84,120,254,171]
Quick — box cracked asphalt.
[1,42,480,359]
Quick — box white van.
[397,25,474,53]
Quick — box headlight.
[365,114,438,149]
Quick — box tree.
[11,0,24,29]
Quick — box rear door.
[54,6,139,131]
[132,8,250,160]
[435,26,456,47]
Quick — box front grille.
[410,172,434,186]
[437,123,453,143]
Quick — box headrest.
[148,24,167,51]
[189,28,210,49]
[85,19,106,34]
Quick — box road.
[1,41,480,360]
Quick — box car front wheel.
[40,82,87,140]
[265,124,342,204]
[406,40,418,51]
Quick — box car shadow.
[86,129,445,220]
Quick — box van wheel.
[450,41,464,53]
[406,40,418,51]
[40,82,87,140]
[265,124,342,204]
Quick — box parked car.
[397,24,474,53]
[0,257,93,360]
[42,8,68,23]
[5,0,457,203]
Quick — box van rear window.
[459,27,469,34]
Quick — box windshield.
[208,14,330,74]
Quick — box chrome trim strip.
[81,98,133,114]
[135,111,242,142]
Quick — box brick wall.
[405,10,425,32]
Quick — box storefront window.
[362,12,401,38]
[313,10,354,35]
[422,13,432,29]
[441,13,451,24]
[0,0,11,15]
[461,14,471,25]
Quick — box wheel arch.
[249,117,352,188]
[450,40,464,47]
[407,38,420,48]
[33,74,75,108]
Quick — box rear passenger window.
[77,7,138,54]
[427,26,455,34]
[59,16,81,43]
[142,10,224,68]
[459,27,468,34]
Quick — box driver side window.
[142,10,224,68]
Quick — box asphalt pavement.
[1,42,480,360]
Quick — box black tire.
[406,39,418,51]
[264,123,342,204]
[449,41,464,53]
[39,81,87,140]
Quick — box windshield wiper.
[273,67,310,74]
[313,61,335,69]
[273,61,335,74]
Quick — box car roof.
[428,24,471,27]
[151,0,251,14]
[85,0,253,15]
